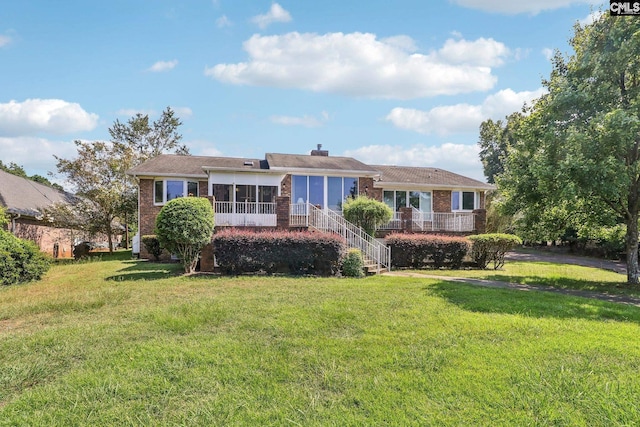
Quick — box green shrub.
[386,234,470,269]
[342,248,366,278]
[342,196,393,236]
[468,233,522,270]
[155,197,215,274]
[141,235,163,261]
[0,230,50,285]
[212,230,346,276]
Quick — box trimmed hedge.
[213,229,346,276]
[0,230,50,285]
[342,248,366,278]
[387,234,470,269]
[468,233,522,270]
[141,235,163,261]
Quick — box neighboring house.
[0,169,79,258]
[127,147,494,269]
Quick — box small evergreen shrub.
[155,197,215,274]
[213,230,346,276]
[342,196,393,236]
[342,248,366,278]
[0,230,50,285]
[468,233,522,270]
[141,235,163,261]
[386,234,470,269]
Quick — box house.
[0,169,79,258]
[127,147,494,270]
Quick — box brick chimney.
[310,144,329,156]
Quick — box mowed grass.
[2,253,640,425]
[424,261,634,295]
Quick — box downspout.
[11,213,21,234]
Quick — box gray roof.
[0,169,78,218]
[372,165,494,190]
[266,153,377,174]
[127,154,267,178]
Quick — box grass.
[415,261,635,295]
[2,252,640,425]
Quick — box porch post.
[276,196,291,229]
[473,208,486,234]
[400,207,413,233]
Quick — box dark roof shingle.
[266,153,377,173]
[372,165,494,190]
[0,169,78,218]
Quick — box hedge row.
[387,234,470,269]
[0,230,50,285]
[212,230,346,276]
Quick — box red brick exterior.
[473,209,487,234]
[276,196,291,229]
[433,190,451,213]
[280,175,292,198]
[12,218,77,258]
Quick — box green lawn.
[420,261,634,295]
[2,253,640,425]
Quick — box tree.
[0,161,63,191]
[342,196,393,236]
[478,113,523,184]
[0,206,8,228]
[498,16,640,284]
[155,197,214,274]
[53,107,188,252]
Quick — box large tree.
[498,16,640,283]
[478,112,523,184]
[54,107,188,252]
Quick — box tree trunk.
[626,213,639,284]
[108,230,114,254]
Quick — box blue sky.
[0,0,604,186]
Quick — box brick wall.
[12,218,76,258]
[433,190,451,212]
[358,177,382,200]
[479,191,486,209]
[280,174,292,198]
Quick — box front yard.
[1,252,640,425]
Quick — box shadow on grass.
[427,280,640,323]
[105,259,184,281]
[478,274,634,295]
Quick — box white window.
[451,191,478,211]
[154,180,199,205]
[383,190,432,212]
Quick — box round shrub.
[0,230,50,285]
[155,197,215,274]
[342,248,366,278]
[468,233,522,270]
[141,235,163,261]
[343,196,393,236]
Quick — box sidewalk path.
[505,250,627,274]
[382,271,640,308]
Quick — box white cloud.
[0,35,11,47]
[0,99,99,137]
[216,15,232,28]
[437,37,510,67]
[270,111,328,127]
[450,0,593,14]
[386,87,546,135]
[147,59,178,72]
[251,3,292,29]
[580,10,604,26]
[542,48,554,60]
[173,107,193,119]
[205,32,507,99]
[0,136,78,177]
[344,143,485,181]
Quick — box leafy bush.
[72,242,91,260]
[213,230,346,276]
[141,235,163,261]
[343,196,393,236]
[0,230,50,285]
[387,234,470,269]
[0,206,8,228]
[155,197,215,274]
[342,248,365,278]
[468,233,522,270]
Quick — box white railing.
[214,201,277,226]
[289,203,309,227]
[380,210,474,232]
[432,212,474,232]
[305,204,391,273]
[378,212,403,230]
